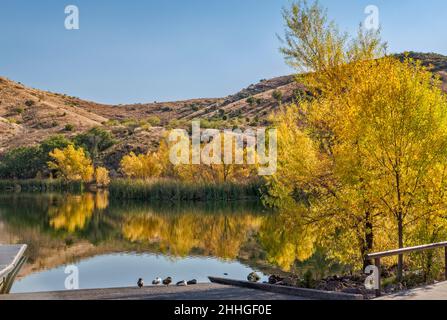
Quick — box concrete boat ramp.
[1,277,364,300]
[376,281,447,300]
[3,280,447,300]
[0,283,307,300]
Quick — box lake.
[0,192,283,293]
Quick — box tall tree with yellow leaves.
[175,132,258,184]
[48,145,94,183]
[120,151,163,180]
[270,1,447,280]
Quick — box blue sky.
[0,0,446,104]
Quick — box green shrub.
[41,135,72,156]
[246,97,255,106]
[167,119,190,129]
[0,135,73,179]
[104,120,120,126]
[24,100,35,107]
[74,127,116,159]
[64,124,75,131]
[13,107,24,114]
[272,90,283,103]
[0,146,43,179]
[146,116,161,126]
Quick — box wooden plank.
[367,241,447,259]
[0,244,27,279]
[208,277,364,300]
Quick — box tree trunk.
[362,211,374,270]
[397,215,404,282]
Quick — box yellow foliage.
[175,132,258,184]
[264,105,323,206]
[270,1,447,271]
[120,151,163,180]
[49,194,95,232]
[95,167,110,187]
[122,210,262,259]
[94,191,109,210]
[48,145,94,182]
[269,57,447,268]
[258,206,318,271]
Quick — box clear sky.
[1,0,446,104]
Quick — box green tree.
[271,90,283,103]
[41,135,72,157]
[0,146,42,179]
[246,97,255,106]
[74,127,116,160]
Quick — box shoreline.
[0,178,263,202]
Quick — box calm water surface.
[0,193,279,293]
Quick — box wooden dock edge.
[0,244,28,294]
[0,244,27,279]
[209,277,364,300]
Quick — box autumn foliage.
[48,144,110,186]
[48,145,94,183]
[120,151,163,180]
[263,0,447,279]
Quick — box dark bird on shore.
[187,279,198,285]
[163,277,172,286]
[247,272,261,283]
[152,277,162,285]
[137,278,144,288]
[176,280,187,286]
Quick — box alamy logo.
[168,121,277,176]
[364,5,380,31]
[364,265,379,290]
[64,265,79,290]
[65,5,80,30]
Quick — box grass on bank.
[0,179,83,193]
[109,179,262,201]
[0,178,262,201]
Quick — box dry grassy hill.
[0,77,108,151]
[0,73,303,169]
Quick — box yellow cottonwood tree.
[95,167,110,187]
[330,58,447,277]
[120,151,163,180]
[268,1,447,278]
[48,145,94,182]
[176,132,258,184]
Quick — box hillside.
[0,74,304,172]
[1,52,446,172]
[0,78,108,151]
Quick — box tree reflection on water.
[0,192,348,279]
